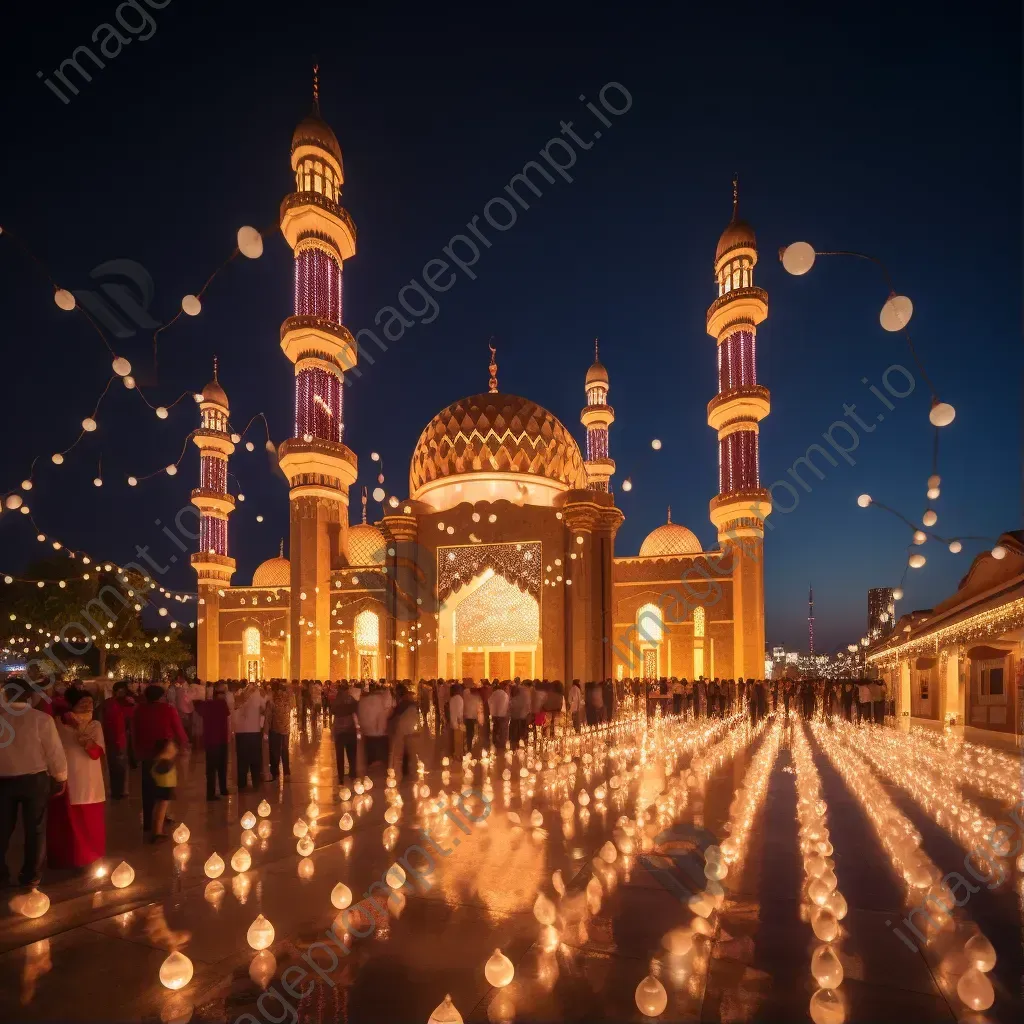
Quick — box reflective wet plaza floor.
[1,712,1021,1023]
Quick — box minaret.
[278,67,359,680]
[808,585,815,655]
[191,358,236,680]
[706,179,771,679]
[581,339,615,491]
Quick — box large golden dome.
[348,523,387,566]
[409,393,588,502]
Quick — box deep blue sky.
[0,2,1020,652]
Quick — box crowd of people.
[0,669,890,891]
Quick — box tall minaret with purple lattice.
[278,67,359,680]
[581,339,615,492]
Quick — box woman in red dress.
[47,687,106,868]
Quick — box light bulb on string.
[928,399,955,427]
[621,478,633,492]
[156,406,168,419]
[112,356,131,376]
[921,510,937,527]
[245,441,254,451]
[82,417,97,432]
[781,241,816,275]
[926,487,940,500]
[181,294,201,316]
[54,288,76,310]
[948,540,962,553]
[51,453,64,464]
[991,545,1007,560]
[123,376,135,389]
[879,294,913,332]
[912,530,926,545]
[892,588,903,600]
[237,226,263,259]
[856,494,871,508]
[372,487,385,502]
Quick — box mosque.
[190,89,772,686]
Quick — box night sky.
[0,2,1019,653]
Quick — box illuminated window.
[637,603,663,645]
[454,574,539,646]
[355,610,379,651]
[694,606,706,638]
[243,626,261,656]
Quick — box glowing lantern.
[956,965,995,1010]
[112,356,131,376]
[634,972,668,1017]
[948,540,962,553]
[237,226,264,259]
[484,948,514,988]
[533,893,557,925]
[599,841,617,864]
[928,399,955,427]
[811,907,839,942]
[292,818,308,838]
[529,809,543,828]
[172,823,190,844]
[340,813,353,831]
[551,870,565,897]
[240,811,257,830]
[809,987,845,1024]
[181,294,201,316]
[912,530,927,545]
[428,994,464,1024]
[922,509,937,527]
[54,288,76,310]
[964,933,996,972]
[110,861,135,888]
[159,951,194,991]
[298,858,315,879]
[782,241,816,275]
[297,836,314,857]
[15,889,50,918]
[908,553,926,569]
[824,890,848,920]
[991,545,1007,560]
[257,800,271,817]
[811,945,844,989]
[385,806,400,825]
[385,863,407,890]
[661,927,693,956]
[306,802,320,821]
[204,853,225,878]
[257,820,272,839]
[230,847,252,873]
[879,294,913,332]
[339,786,352,801]
[331,883,353,910]
[247,914,275,951]
[856,494,871,508]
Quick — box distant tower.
[867,586,895,639]
[191,359,236,680]
[278,67,359,679]
[706,179,771,678]
[808,585,815,655]
[581,339,615,491]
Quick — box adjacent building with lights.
[867,586,895,640]
[191,91,770,684]
[867,532,1023,739]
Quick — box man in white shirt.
[856,680,873,723]
[358,687,389,768]
[488,683,510,748]
[0,684,69,887]
[448,685,465,757]
[231,683,266,791]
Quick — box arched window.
[354,609,379,651]
[243,626,261,656]
[637,603,663,645]
[693,606,706,638]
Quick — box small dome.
[586,360,609,388]
[348,523,387,566]
[252,556,290,588]
[639,521,702,558]
[202,378,228,408]
[716,217,756,262]
[291,113,343,167]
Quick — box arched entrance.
[438,569,540,681]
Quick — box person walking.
[47,687,106,869]
[131,684,188,837]
[462,685,481,751]
[388,684,420,778]
[266,680,294,781]
[0,681,69,887]
[358,685,389,768]
[856,679,873,723]
[231,682,266,792]
[488,682,510,749]
[871,678,886,724]
[568,680,582,732]
[196,684,231,800]
[101,682,130,799]
[449,684,465,758]
[331,683,359,783]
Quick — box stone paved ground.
[0,713,1020,1023]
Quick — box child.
[149,738,178,842]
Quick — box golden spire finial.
[732,174,739,219]
[594,337,600,362]
[212,354,219,381]
[278,537,284,558]
[488,339,498,394]
[312,63,320,112]
[361,486,368,524]
[667,505,672,524]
